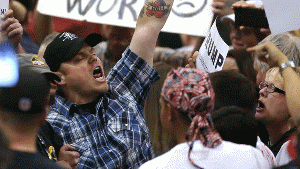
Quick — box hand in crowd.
[0,9,23,47]
[212,0,225,15]
[58,144,80,169]
[231,1,256,9]
[247,41,289,68]
[232,1,271,37]
[185,51,198,68]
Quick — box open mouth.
[93,66,104,81]
[256,100,265,111]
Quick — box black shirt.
[270,127,297,156]
[8,150,63,169]
[37,122,63,161]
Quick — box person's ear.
[54,72,65,85]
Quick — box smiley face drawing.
[172,0,207,17]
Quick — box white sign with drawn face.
[37,0,213,36]
[196,19,229,73]
[0,0,9,25]
[172,0,208,17]
[262,0,300,35]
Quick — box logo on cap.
[59,32,78,41]
[18,97,32,112]
[32,55,45,66]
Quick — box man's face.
[255,72,289,125]
[59,44,108,98]
[240,27,259,48]
[230,27,259,49]
[230,28,244,49]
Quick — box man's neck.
[9,132,38,153]
[0,116,39,153]
[59,89,100,105]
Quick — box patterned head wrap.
[161,67,222,168]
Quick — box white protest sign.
[262,0,300,35]
[196,19,229,73]
[37,0,213,36]
[0,0,9,25]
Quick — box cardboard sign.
[0,0,9,25]
[37,0,213,36]
[262,0,300,35]
[196,19,229,73]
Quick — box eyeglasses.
[259,81,285,95]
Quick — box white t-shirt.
[275,140,292,167]
[139,141,270,169]
[256,136,276,167]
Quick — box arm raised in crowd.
[129,0,174,66]
[231,0,271,36]
[247,41,300,131]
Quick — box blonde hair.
[266,67,284,88]
[266,66,300,90]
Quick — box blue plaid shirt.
[47,48,159,169]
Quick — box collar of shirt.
[52,94,106,119]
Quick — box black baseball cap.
[18,53,60,83]
[44,32,102,72]
[0,67,50,114]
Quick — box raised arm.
[129,0,174,66]
[247,42,300,130]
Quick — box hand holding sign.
[0,9,23,48]
[196,18,229,73]
[37,0,213,37]
[185,51,199,68]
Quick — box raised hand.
[0,9,23,48]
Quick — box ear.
[54,72,65,86]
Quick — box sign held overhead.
[37,0,214,36]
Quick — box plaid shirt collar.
[53,92,107,119]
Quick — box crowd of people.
[0,0,300,168]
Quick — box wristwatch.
[279,61,296,75]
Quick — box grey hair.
[254,57,269,73]
[261,32,300,66]
[255,32,300,73]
